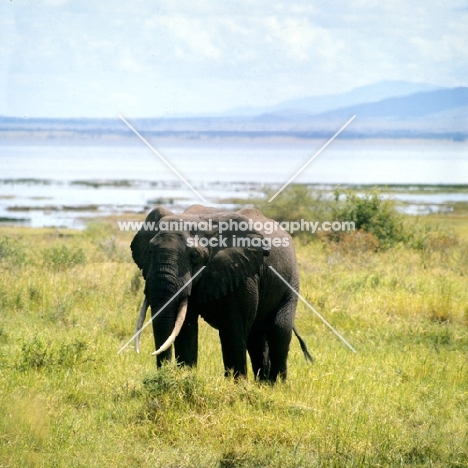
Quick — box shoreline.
[1,183,468,230]
[1,134,467,146]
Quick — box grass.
[0,215,467,467]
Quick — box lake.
[1,139,467,228]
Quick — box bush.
[255,185,460,252]
[254,184,331,242]
[321,229,381,255]
[329,190,406,249]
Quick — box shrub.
[254,184,331,242]
[258,184,329,220]
[321,229,381,254]
[329,190,406,249]
[255,185,460,253]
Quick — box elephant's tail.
[293,325,313,363]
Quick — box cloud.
[411,32,468,63]
[1,0,467,117]
[146,14,221,60]
[265,16,344,61]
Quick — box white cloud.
[265,16,344,61]
[147,14,221,60]
[1,0,467,116]
[411,32,468,63]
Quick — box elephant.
[130,204,312,382]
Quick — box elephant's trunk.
[134,297,149,354]
[144,253,191,364]
[151,299,188,356]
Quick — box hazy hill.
[252,87,468,137]
[224,81,442,117]
[316,87,468,120]
[0,84,467,141]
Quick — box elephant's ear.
[196,215,268,302]
[130,206,173,278]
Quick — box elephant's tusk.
[151,299,188,356]
[134,297,149,354]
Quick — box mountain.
[1,85,467,140]
[252,87,468,137]
[221,81,442,117]
[317,87,468,120]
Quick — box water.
[1,139,467,228]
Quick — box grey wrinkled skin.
[130,204,312,382]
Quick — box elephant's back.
[236,208,294,241]
[236,207,272,226]
[236,208,299,294]
[184,204,221,216]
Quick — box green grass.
[0,217,467,467]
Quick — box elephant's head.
[130,206,269,364]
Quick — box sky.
[0,0,467,118]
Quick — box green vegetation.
[255,185,452,250]
[0,204,467,467]
[255,184,332,226]
[329,190,406,248]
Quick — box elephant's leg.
[218,317,248,378]
[216,282,259,379]
[247,330,270,380]
[174,316,198,367]
[267,324,292,382]
[266,293,296,382]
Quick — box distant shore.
[1,132,467,146]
